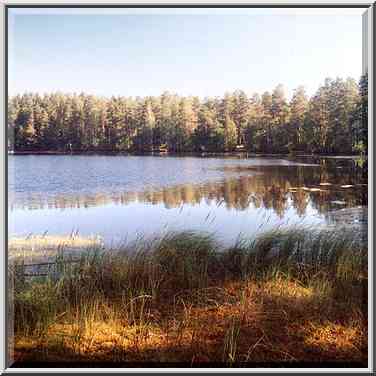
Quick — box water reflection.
[9,164,367,220]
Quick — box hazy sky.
[8,8,365,99]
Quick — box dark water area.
[8,155,367,246]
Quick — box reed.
[12,226,367,366]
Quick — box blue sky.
[8,8,364,99]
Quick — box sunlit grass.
[12,227,367,366]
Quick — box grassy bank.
[11,227,367,367]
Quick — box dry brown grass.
[13,277,367,366]
[11,228,367,367]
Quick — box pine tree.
[352,74,368,154]
[289,86,308,152]
[271,84,290,153]
[8,74,366,156]
[232,90,249,145]
[309,79,332,153]
[261,91,273,153]
[244,94,263,152]
[223,115,237,151]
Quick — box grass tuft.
[11,226,367,366]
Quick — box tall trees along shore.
[8,75,368,155]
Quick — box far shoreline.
[8,150,365,159]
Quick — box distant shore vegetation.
[8,75,367,155]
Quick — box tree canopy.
[8,74,368,155]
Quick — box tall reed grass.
[11,226,367,365]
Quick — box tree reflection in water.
[9,161,367,222]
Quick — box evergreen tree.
[289,86,308,152]
[261,91,273,153]
[232,90,249,145]
[7,74,367,156]
[223,115,237,151]
[352,74,368,155]
[271,84,290,153]
[309,79,332,153]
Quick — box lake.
[8,155,367,246]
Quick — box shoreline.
[8,150,364,159]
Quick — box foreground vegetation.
[9,74,367,155]
[11,227,367,367]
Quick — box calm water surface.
[8,155,367,246]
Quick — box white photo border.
[0,1,373,374]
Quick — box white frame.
[0,1,373,374]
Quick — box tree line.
[8,74,368,155]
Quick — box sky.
[8,8,365,99]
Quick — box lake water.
[8,155,367,246]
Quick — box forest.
[8,74,368,155]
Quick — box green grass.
[11,226,367,365]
